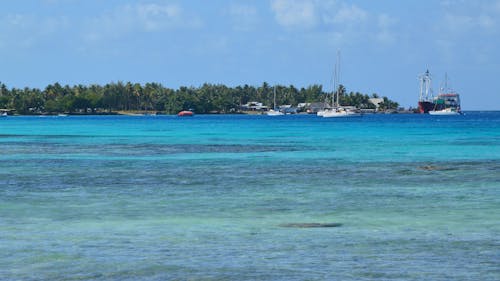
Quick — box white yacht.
[323,51,361,118]
[323,107,361,117]
[267,87,284,116]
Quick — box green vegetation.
[0,81,398,114]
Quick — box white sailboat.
[323,51,361,118]
[267,87,284,116]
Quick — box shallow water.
[1,113,499,280]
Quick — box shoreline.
[2,109,495,117]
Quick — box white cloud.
[270,0,368,30]
[269,0,403,50]
[440,1,500,34]
[270,0,318,29]
[134,3,183,31]
[83,3,202,43]
[333,4,367,24]
[434,1,500,65]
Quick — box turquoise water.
[1,113,499,280]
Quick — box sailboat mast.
[273,86,276,109]
[332,60,336,108]
[337,50,340,107]
[333,50,341,107]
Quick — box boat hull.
[266,109,284,116]
[323,109,361,118]
[323,113,362,118]
[177,110,194,117]
[418,101,434,113]
[429,108,461,115]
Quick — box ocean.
[1,112,499,280]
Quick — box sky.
[1,0,499,110]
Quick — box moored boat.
[429,107,460,115]
[418,70,434,113]
[266,109,284,116]
[323,107,361,118]
[267,87,284,116]
[418,101,434,114]
[177,110,194,117]
[322,51,361,118]
[428,73,462,115]
[417,70,462,114]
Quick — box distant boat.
[323,51,361,118]
[316,110,327,117]
[429,107,460,115]
[57,113,68,117]
[266,109,284,116]
[418,71,461,115]
[429,73,462,115]
[0,112,7,117]
[323,106,361,117]
[267,87,284,116]
[177,110,194,117]
[417,70,435,114]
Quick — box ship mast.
[333,50,340,107]
[273,86,277,110]
[444,72,448,93]
[419,70,433,102]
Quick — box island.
[0,81,402,115]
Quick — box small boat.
[267,87,284,116]
[323,107,361,118]
[428,73,462,115]
[429,107,461,115]
[418,71,462,115]
[177,110,194,117]
[322,51,361,118]
[266,109,284,116]
[0,112,7,117]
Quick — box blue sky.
[1,0,499,109]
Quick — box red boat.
[418,101,434,113]
[177,110,194,117]
[418,70,462,114]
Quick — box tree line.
[0,81,398,114]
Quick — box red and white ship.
[418,70,462,114]
[418,70,435,113]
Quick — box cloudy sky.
[1,0,499,109]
